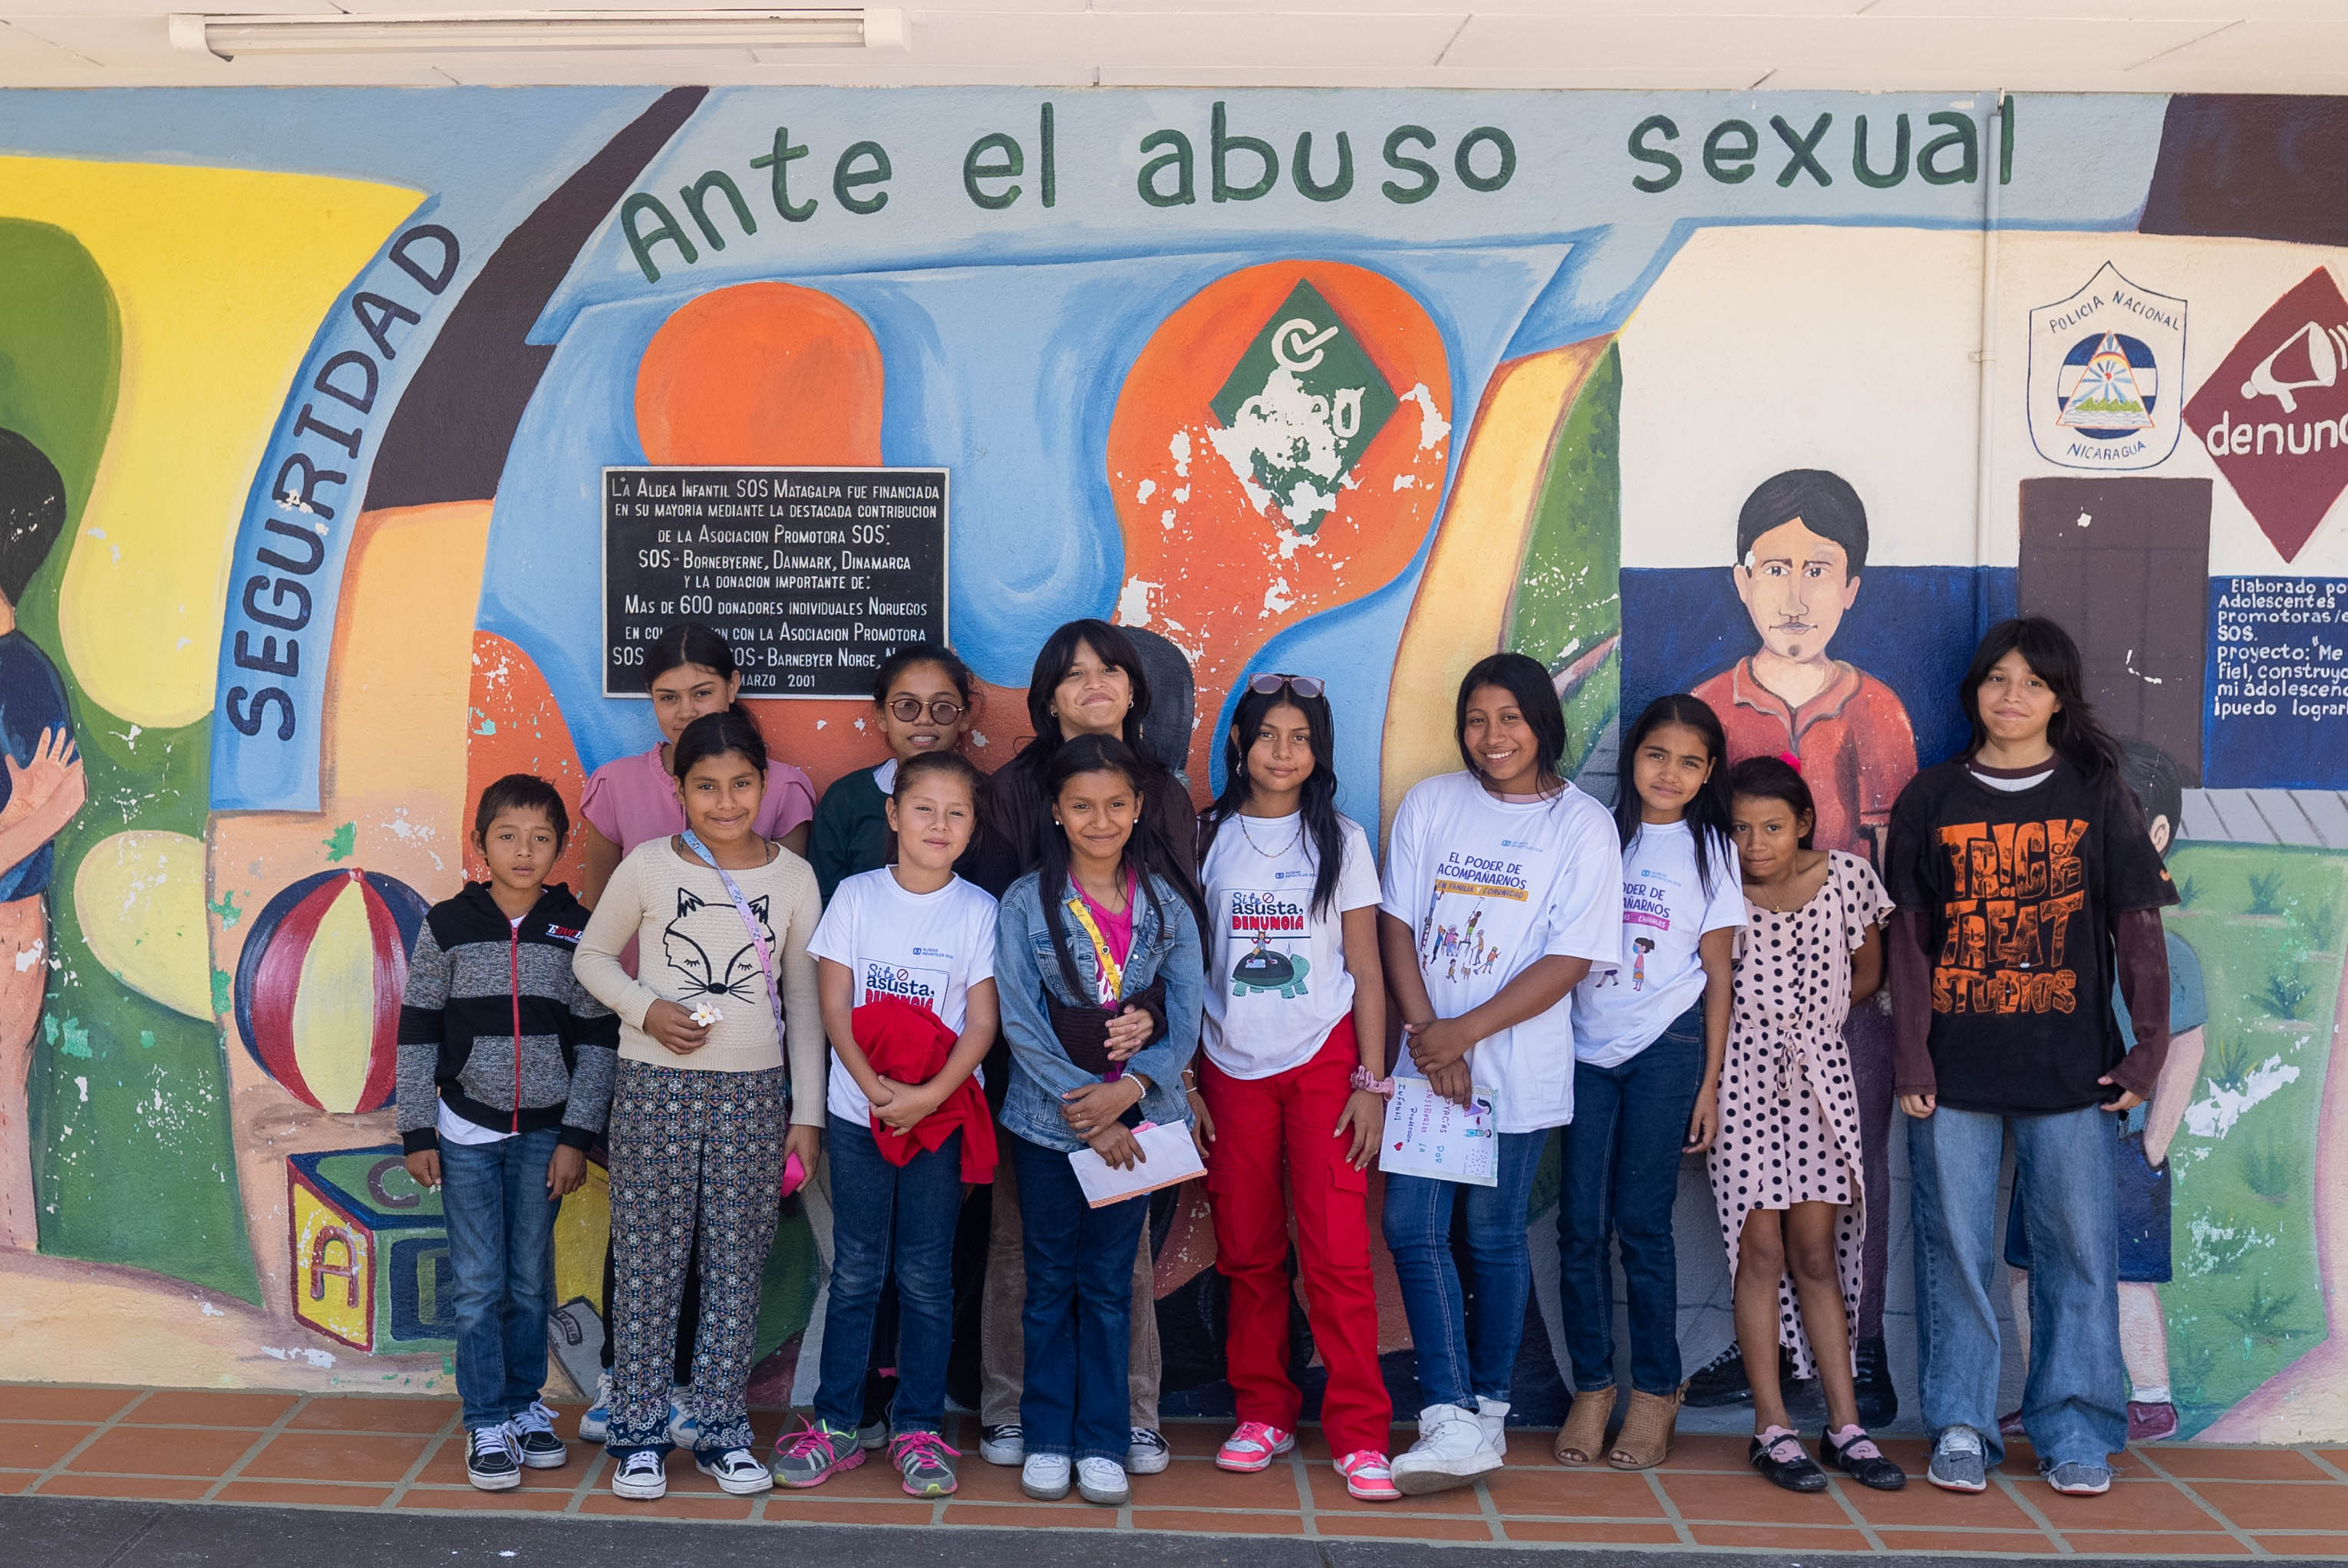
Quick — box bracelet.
[1350,1066,1397,1099]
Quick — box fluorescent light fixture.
[167,8,905,59]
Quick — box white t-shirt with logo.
[1200,811,1382,1079]
[1571,820,1744,1068]
[1378,771,1624,1132]
[806,868,998,1123]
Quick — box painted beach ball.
[235,868,430,1115]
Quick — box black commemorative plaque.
[602,466,948,698]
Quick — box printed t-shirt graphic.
[1886,759,2175,1114]
[664,887,776,1003]
[1200,812,1380,1079]
[1572,820,1745,1068]
[1379,772,1624,1132]
[807,868,999,1122]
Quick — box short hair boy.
[398,773,618,1489]
[1693,468,1918,865]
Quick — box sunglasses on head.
[1246,672,1324,700]
[887,697,967,724]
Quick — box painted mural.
[4,85,2348,1443]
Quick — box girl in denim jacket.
[993,733,1204,1508]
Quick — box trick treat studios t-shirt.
[1379,771,1624,1133]
[1885,758,2177,1115]
[1571,821,1746,1069]
[1199,811,1382,1079]
[806,868,999,1123]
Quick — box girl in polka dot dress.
[1713,757,1905,1494]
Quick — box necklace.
[1237,813,1304,860]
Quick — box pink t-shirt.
[579,744,816,854]
[1072,873,1136,1005]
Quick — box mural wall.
[4,85,2348,1442]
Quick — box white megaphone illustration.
[2242,319,2348,414]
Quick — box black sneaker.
[510,1399,567,1469]
[1853,1338,1899,1428]
[1684,1346,1753,1408]
[465,1424,521,1491]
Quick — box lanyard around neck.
[1063,876,1131,1006]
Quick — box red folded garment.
[849,994,998,1184]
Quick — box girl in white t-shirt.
[1555,695,1743,1473]
[1376,654,1624,1496]
[1191,674,1397,1502]
[774,751,1000,1501]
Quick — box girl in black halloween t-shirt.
[1884,617,2175,1503]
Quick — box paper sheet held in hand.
[1378,1076,1499,1186]
[1067,1121,1206,1207]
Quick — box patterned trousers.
[606,1060,788,1452]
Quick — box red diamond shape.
[2183,266,2348,562]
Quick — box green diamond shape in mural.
[1207,279,1398,535]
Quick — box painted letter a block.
[287,1146,455,1354]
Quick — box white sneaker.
[1075,1455,1129,1505]
[1390,1403,1503,1496]
[665,1384,699,1449]
[695,1447,774,1495]
[1021,1451,1071,1500]
[577,1370,612,1442]
[1476,1395,1511,1458]
[610,1448,667,1500]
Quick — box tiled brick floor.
[6,1385,2348,1553]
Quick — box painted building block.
[286,1145,453,1355]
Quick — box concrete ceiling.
[0,1,2344,92]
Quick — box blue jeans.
[1908,1102,2126,1468]
[813,1118,963,1436]
[1011,1131,1149,1464]
[1557,1009,1704,1395]
[440,1128,562,1431]
[1381,1128,1547,1412]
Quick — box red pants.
[1199,1017,1392,1458]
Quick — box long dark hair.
[671,709,769,782]
[1616,693,1732,898]
[1202,677,1346,919]
[1027,619,1153,756]
[1961,616,2122,783]
[1728,755,1815,851]
[1035,734,1172,1000]
[648,621,757,723]
[1456,651,1566,793]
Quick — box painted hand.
[1,729,78,821]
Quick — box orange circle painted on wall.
[1104,262,1450,784]
[635,281,885,466]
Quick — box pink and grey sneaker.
[770,1415,865,1488]
[1335,1449,1401,1501]
[1215,1421,1295,1473]
[889,1431,960,1497]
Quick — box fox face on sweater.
[662,887,777,1003]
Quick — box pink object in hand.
[778,1151,808,1197]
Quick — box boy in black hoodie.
[399,774,618,1491]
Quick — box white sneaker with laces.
[1076,1455,1130,1505]
[1476,1395,1511,1458]
[578,1371,612,1442]
[1126,1426,1171,1474]
[695,1447,774,1494]
[610,1449,667,1500]
[979,1423,1024,1466]
[665,1384,700,1449]
[1021,1451,1071,1500]
[1390,1402,1504,1496]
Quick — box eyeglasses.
[1246,672,1325,700]
[887,697,967,724]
